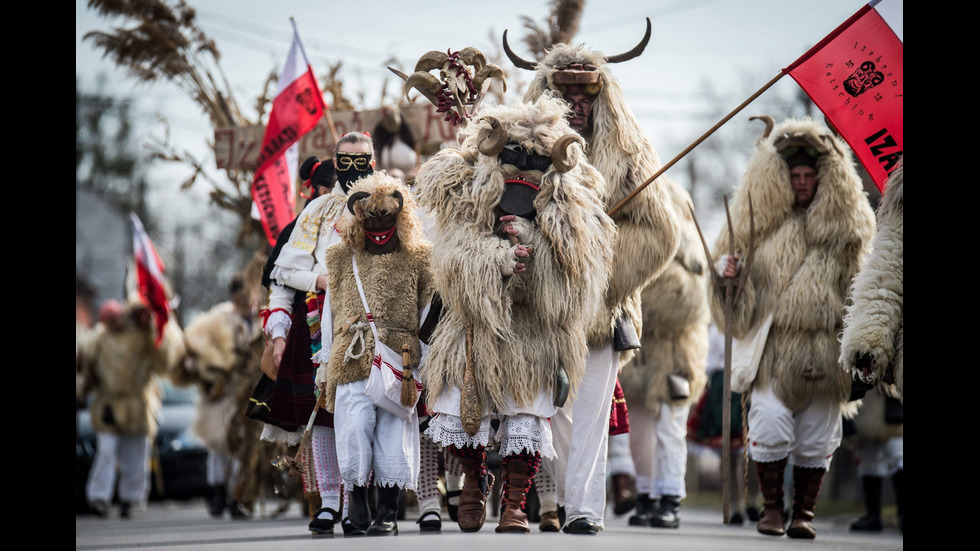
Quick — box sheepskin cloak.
[709,118,876,411]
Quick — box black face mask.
[498,143,552,172]
[335,152,374,193]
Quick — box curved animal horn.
[414,50,449,73]
[391,190,404,214]
[457,47,487,72]
[347,191,371,215]
[502,29,537,71]
[404,71,442,104]
[472,64,507,94]
[552,134,583,173]
[749,115,775,140]
[477,117,507,157]
[605,17,652,64]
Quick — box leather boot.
[612,474,638,515]
[367,485,400,536]
[496,459,533,533]
[755,458,787,536]
[786,466,825,539]
[455,448,495,532]
[648,495,681,528]
[628,493,657,526]
[346,485,371,536]
[850,475,883,531]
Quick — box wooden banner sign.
[215,103,460,171]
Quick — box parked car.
[76,378,209,513]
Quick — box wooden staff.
[285,388,328,478]
[689,195,754,524]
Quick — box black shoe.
[417,510,442,533]
[850,514,883,532]
[229,501,250,520]
[649,495,680,529]
[557,505,566,528]
[309,507,339,534]
[366,485,400,536]
[342,517,366,536]
[445,489,461,522]
[563,517,599,535]
[628,494,657,526]
[118,501,131,519]
[730,512,744,525]
[89,500,109,518]
[746,505,761,522]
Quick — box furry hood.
[721,117,873,251]
[340,171,427,253]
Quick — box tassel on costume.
[401,344,417,407]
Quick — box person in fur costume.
[414,95,616,534]
[839,156,903,532]
[619,182,709,529]
[840,157,903,399]
[313,171,434,536]
[261,132,375,535]
[714,116,876,539]
[178,270,265,519]
[77,299,176,518]
[505,21,680,534]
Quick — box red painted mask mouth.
[365,226,396,245]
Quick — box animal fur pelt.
[77,301,167,436]
[414,94,616,412]
[181,301,264,454]
[619,182,709,410]
[708,117,876,411]
[523,44,679,362]
[839,157,903,401]
[319,172,434,411]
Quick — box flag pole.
[290,17,339,144]
[606,71,786,217]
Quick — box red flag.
[251,21,326,245]
[784,0,902,191]
[130,213,169,345]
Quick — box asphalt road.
[76,498,903,551]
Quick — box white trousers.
[747,383,842,470]
[86,432,151,505]
[206,451,241,490]
[551,343,619,526]
[630,403,690,499]
[857,436,904,477]
[333,379,420,491]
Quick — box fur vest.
[709,118,876,410]
[840,157,903,401]
[322,244,434,411]
[620,183,709,410]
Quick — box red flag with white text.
[251,22,326,245]
[130,213,169,346]
[784,0,903,191]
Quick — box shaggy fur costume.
[319,172,434,411]
[840,157,903,401]
[77,301,169,436]
[415,95,616,412]
[619,182,709,410]
[180,301,265,455]
[522,44,679,363]
[709,117,876,411]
